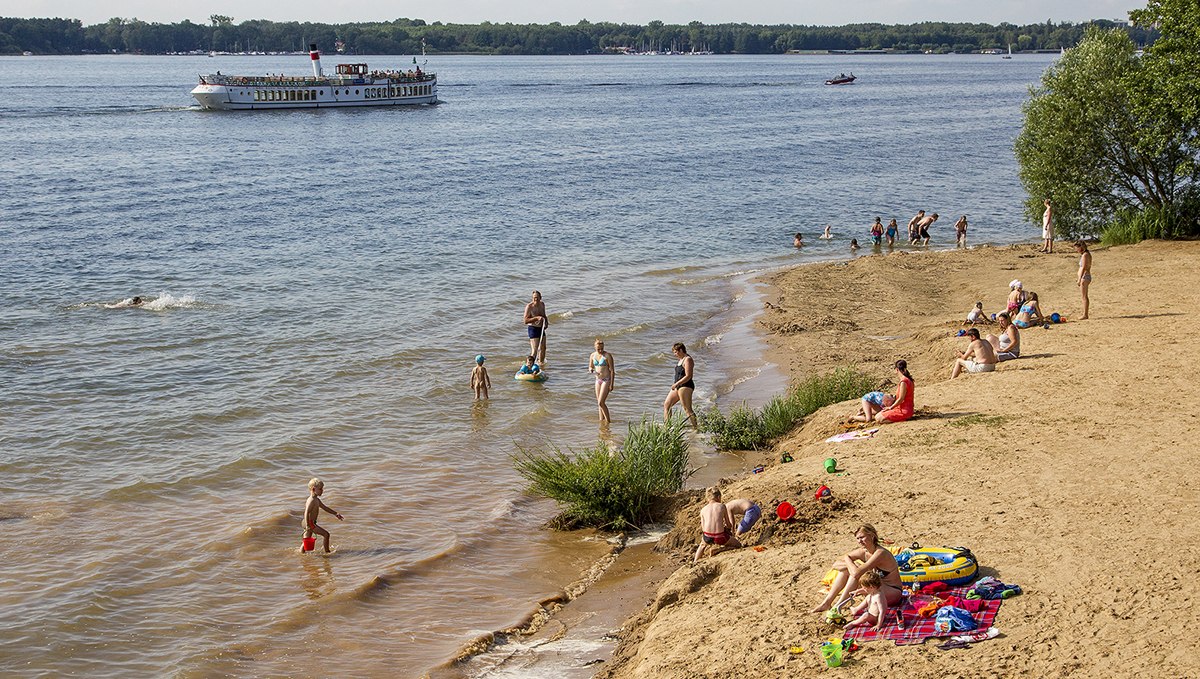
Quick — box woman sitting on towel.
[810,523,904,614]
[852,360,914,424]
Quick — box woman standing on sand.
[810,524,904,614]
[589,339,615,424]
[663,342,697,428]
[1076,241,1091,320]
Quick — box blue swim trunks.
[737,504,761,535]
[527,325,543,339]
[863,391,887,407]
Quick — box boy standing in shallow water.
[470,355,491,400]
[303,478,343,553]
[694,487,742,562]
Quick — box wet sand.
[593,240,1200,678]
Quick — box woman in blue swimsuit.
[1013,292,1045,329]
[663,342,697,427]
[589,339,615,424]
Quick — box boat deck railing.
[198,72,436,87]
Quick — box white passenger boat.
[191,44,437,110]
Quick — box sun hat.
[1009,279,1022,289]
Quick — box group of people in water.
[794,210,970,251]
[470,290,699,428]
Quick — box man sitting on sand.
[951,328,998,378]
[694,487,742,562]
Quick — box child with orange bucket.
[302,477,344,553]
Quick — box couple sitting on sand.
[850,360,915,425]
[950,313,1022,378]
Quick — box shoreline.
[429,270,797,678]
[591,240,1200,677]
[437,241,1063,677]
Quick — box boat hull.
[191,82,438,110]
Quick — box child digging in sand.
[303,478,343,553]
[471,354,491,400]
[843,570,888,631]
[693,486,741,562]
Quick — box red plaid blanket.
[843,588,1002,646]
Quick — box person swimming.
[104,296,144,309]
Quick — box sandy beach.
[592,240,1200,678]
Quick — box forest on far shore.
[0,16,1156,56]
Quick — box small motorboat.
[825,73,856,85]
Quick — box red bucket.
[776,501,796,522]
[301,536,316,552]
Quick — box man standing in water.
[907,210,925,244]
[523,290,548,364]
[1041,199,1054,253]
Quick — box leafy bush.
[512,418,691,530]
[700,368,875,450]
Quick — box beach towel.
[844,587,1003,646]
[825,428,880,443]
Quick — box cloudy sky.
[5,0,1145,26]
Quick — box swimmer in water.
[104,296,144,309]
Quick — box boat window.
[355,89,360,95]
[311,90,317,99]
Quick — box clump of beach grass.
[1101,203,1200,246]
[699,368,875,450]
[512,417,692,530]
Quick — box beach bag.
[934,606,978,634]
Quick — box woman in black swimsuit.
[663,342,697,428]
[810,523,904,614]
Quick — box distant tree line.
[0,16,1157,56]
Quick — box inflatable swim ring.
[514,371,548,383]
[895,545,978,587]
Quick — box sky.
[4,0,1145,27]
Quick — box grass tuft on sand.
[513,418,692,530]
[699,368,875,450]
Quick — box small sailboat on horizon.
[1002,44,1012,59]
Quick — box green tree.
[1014,26,1197,239]
[1131,1,1200,164]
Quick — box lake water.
[0,52,1052,676]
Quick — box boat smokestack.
[309,44,322,77]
